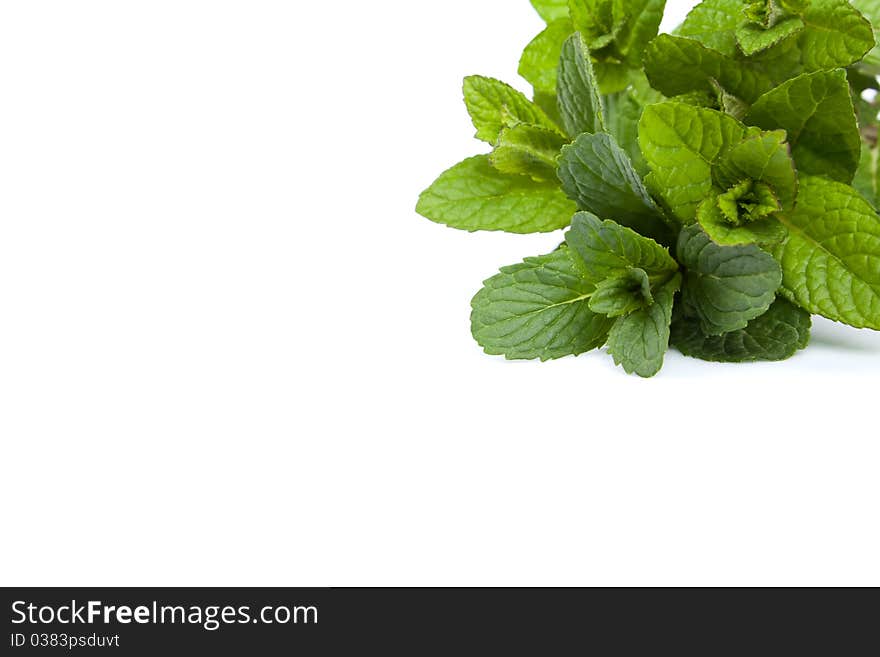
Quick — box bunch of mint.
[416,0,880,377]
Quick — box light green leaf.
[772,175,880,329]
[639,102,746,223]
[531,0,571,22]
[677,0,742,56]
[716,180,779,223]
[714,130,798,210]
[490,124,568,182]
[519,19,573,95]
[745,70,861,184]
[606,274,680,377]
[850,0,880,75]
[416,155,577,234]
[564,211,679,282]
[736,16,804,56]
[462,76,561,144]
[671,297,811,362]
[644,34,774,104]
[677,224,783,335]
[569,0,615,47]
[588,267,654,317]
[557,132,672,244]
[612,0,667,66]
[696,193,788,246]
[799,0,874,70]
[557,33,605,137]
[470,248,613,361]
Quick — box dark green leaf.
[557,132,672,244]
[588,267,653,317]
[565,211,679,283]
[606,274,680,377]
[677,224,783,335]
[671,297,811,362]
[557,33,605,137]
[470,248,613,360]
[644,34,774,104]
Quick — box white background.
[1,0,878,586]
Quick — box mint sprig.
[416,0,880,377]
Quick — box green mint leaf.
[641,104,797,244]
[565,211,679,283]
[678,0,743,56]
[531,0,571,22]
[606,274,680,377]
[463,76,561,144]
[470,248,613,361]
[674,0,867,74]
[416,155,577,234]
[560,1,661,95]
[557,132,673,244]
[643,34,773,104]
[569,0,615,48]
[714,130,797,211]
[588,267,654,317]
[519,19,573,96]
[671,297,811,362]
[612,0,667,66]
[490,124,568,182]
[557,33,605,137]
[716,180,779,224]
[799,0,874,70]
[639,102,746,223]
[697,128,797,246]
[745,70,860,184]
[677,224,783,335]
[697,191,788,246]
[772,175,880,329]
[736,16,804,56]
[850,0,880,75]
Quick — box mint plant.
[416,0,880,376]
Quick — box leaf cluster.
[417,0,880,376]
